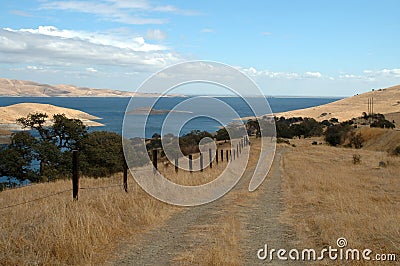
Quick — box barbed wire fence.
[0,136,250,211]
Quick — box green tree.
[216,127,230,141]
[79,131,124,177]
[0,132,38,181]
[52,114,87,149]
[16,113,88,179]
[246,119,261,137]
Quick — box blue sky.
[0,0,399,96]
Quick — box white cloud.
[27,65,44,70]
[146,29,167,41]
[338,68,400,82]
[261,31,272,36]
[0,26,181,70]
[303,71,322,78]
[239,67,326,80]
[339,74,364,79]
[363,68,400,78]
[5,26,166,52]
[40,0,199,25]
[86,67,98,73]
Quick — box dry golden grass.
[281,140,400,264]
[273,85,400,122]
[385,111,400,126]
[0,174,180,265]
[197,215,242,266]
[0,138,247,265]
[0,143,239,266]
[357,127,400,153]
[0,103,103,127]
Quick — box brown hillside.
[0,103,103,129]
[357,127,400,153]
[0,78,183,97]
[275,85,400,122]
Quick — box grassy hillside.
[275,84,400,123]
[282,137,400,264]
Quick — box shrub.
[276,122,294,138]
[370,119,395,129]
[275,117,323,138]
[277,138,290,145]
[353,154,361,164]
[325,124,351,146]
[349,132,364,149]
[320,120,332,127]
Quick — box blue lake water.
[0,96,341,138]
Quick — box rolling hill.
[0,103,103,130]
[0,78,178,97]
[275,85,400,124]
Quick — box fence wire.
[80,184,122,190]
[0,183,124,211]
[0,188,72,211]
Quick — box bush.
[275,117,323,139]
[370,119,395,129]
[276,121,294,138]
[353,154,361,164]
[320,120,332,127]
[325,124,351,146]
[349,132,364,149]
[277,138,290,145]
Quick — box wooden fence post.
[123,159,128,193]
[230,150,232,161]
[226,150,229,162]
[236,144,239,157]
[189,154,193,173]
[233,149,236,160]
[200,153,203,171]
[152,149,158,171]
[175,155,178,173]
[209,148,212,168]
[216,149,219,164]
[72,150,79,200]
[221,149,224,162]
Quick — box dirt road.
[108,147,297,265]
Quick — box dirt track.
[108,147,297,265]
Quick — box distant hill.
[0,103,103,131]
[275,85,400,123]
[0,78,181,97]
